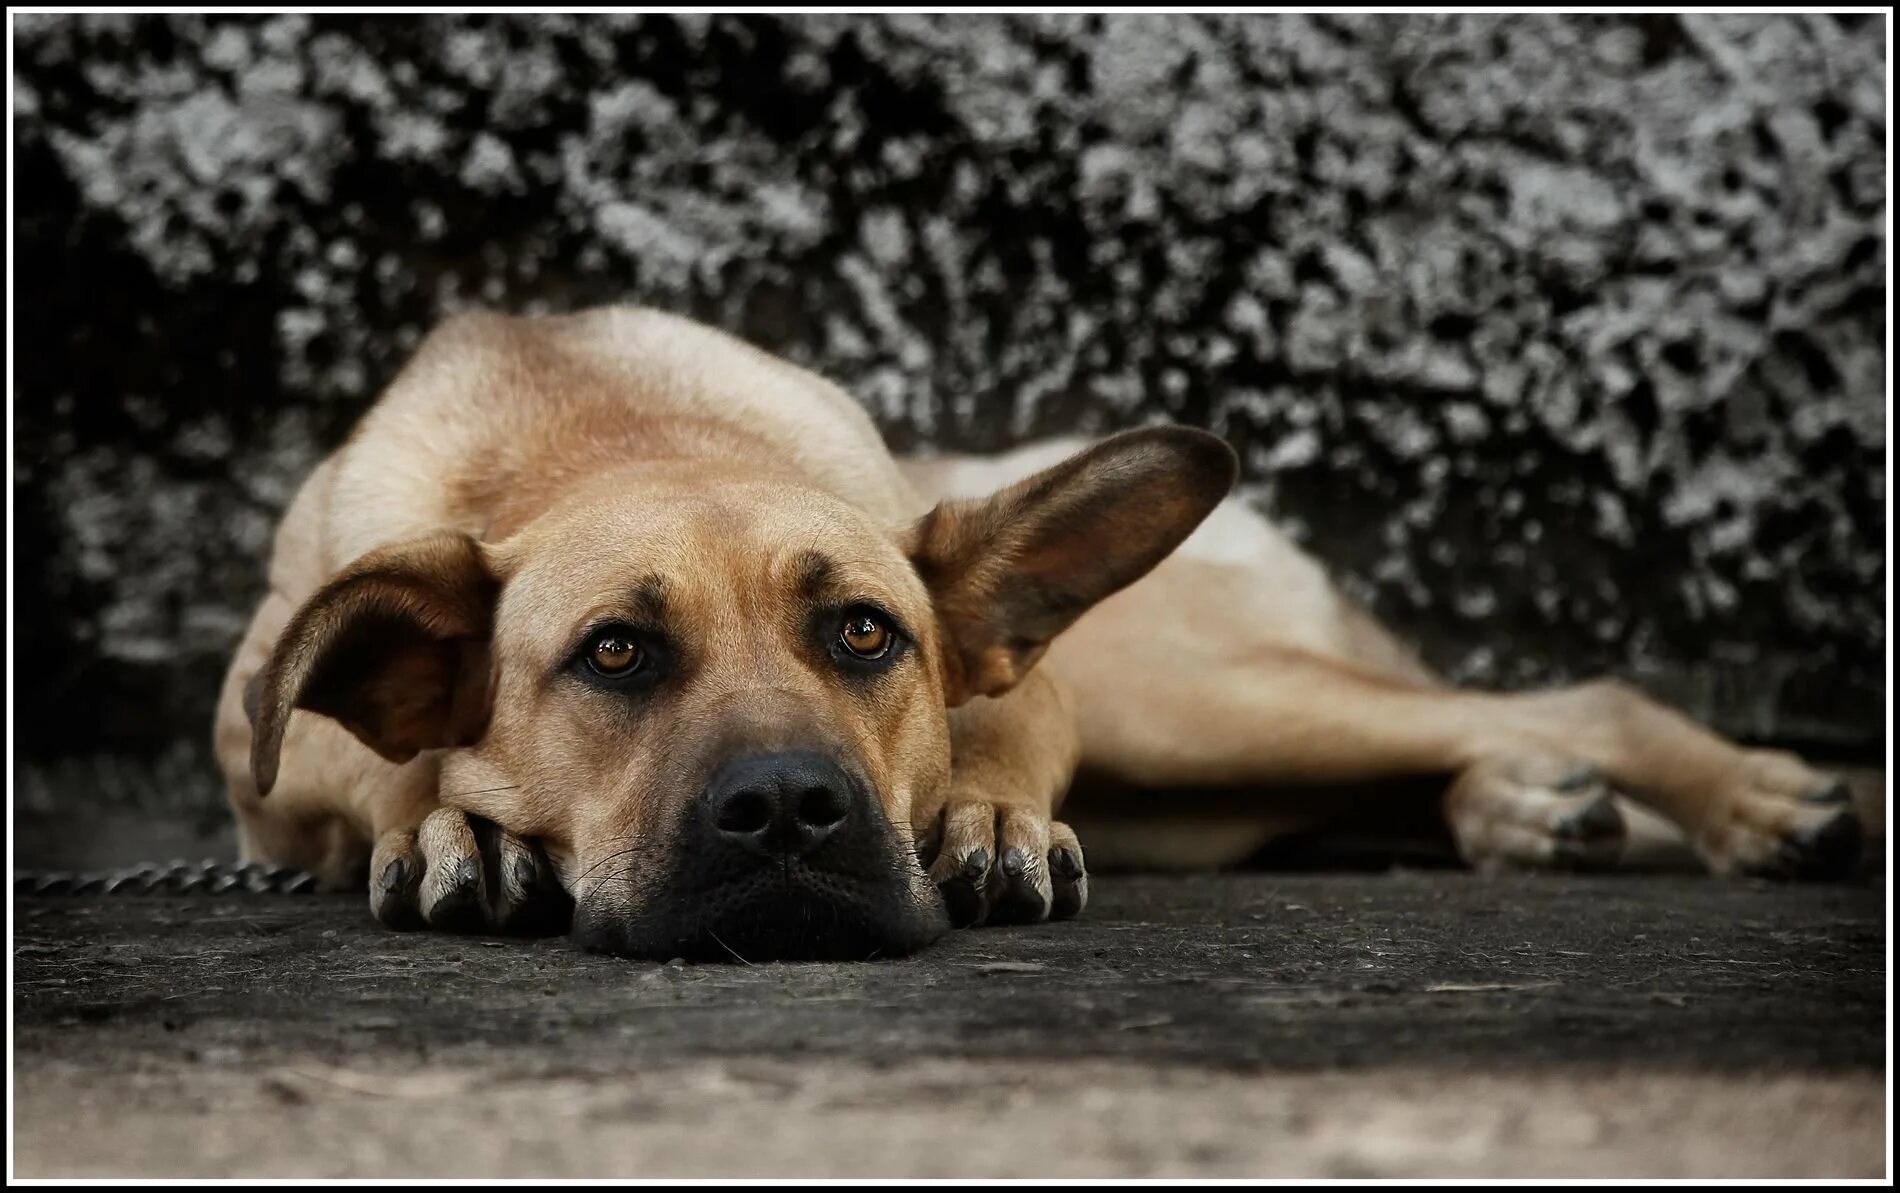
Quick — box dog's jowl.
[216,305,1861,961]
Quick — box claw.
[378,856,410,896]
[1000,847,1033,880]
[935,848,992,927]
[1048,847,1088,920]
[423,856,488,933]
[1774,807,1863,881]
[959,849,991,882]
[1802,780,1853,807]
[1553,792,1623,841]
[989,848,1052,925]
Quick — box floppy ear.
[904,427,1238,705]
[249,531,501,795]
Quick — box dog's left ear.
[904,427,1238,706]
[248,531,502,796]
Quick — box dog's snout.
[705,751,858,858]
[587,748,946,960]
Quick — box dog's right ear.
[249,531,501,796]
[904,427,1237,705]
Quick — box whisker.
[444,784,522,799]
[708,929,752,966]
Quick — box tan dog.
[217,306,1863,959]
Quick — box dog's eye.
[838,609,893,660]
[588,633,644,677]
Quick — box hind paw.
[1695,754,1864,881]
[1447,760,1627,873]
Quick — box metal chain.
[12,859,319,897]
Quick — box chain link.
[13,859,319,897]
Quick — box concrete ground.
[12,865,1888,1179]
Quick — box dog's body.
[217,306,1862,958]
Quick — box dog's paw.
[1694,751,1864,880]
[370,808,571,934]
[1447,759,1627,873]
[917,800,1087,928]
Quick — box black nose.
[704,751,858,858]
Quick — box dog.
[217,305,1865,960]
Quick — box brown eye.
[589,634,643,677]
[839,610,893,660]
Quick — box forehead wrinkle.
[773,537,915,616]
[672,542,851,693]
[792,549,836,603]
[620,574,669,625]
[568,573,670,635]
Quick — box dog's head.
[250,428,1235,959]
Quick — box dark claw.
[1776,808,1864,881]
[374,856,427,930]
[378,857,411,897]
[452,858,481,890]
[511,854,539,893]
[1802,781,1853,807]
[960,849,991,881]
[1548,794,1624,870]
[936,849,992,928]
[1049,849,1088,920]
[1050,848,1085,883]
[1554,793,1624,841]
[427,858,489,933]
[987,849,1050,926]
[499,848,572,937]
[374,858,427,930]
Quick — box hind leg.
[1047,560,1863,879]
[1494,681,1863,879]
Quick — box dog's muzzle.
[571,751,949,962]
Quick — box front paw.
[917,800,1088,928]
[1696,751,1865,881]
[369,808,571,934]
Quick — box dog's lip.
[576,858,949,962]
[673,836,932,893]
[678,859,918,910]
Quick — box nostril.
[705,753,859,857]
[717,788,774,836]
[796,785,850,830]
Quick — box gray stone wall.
[12,14,1887,823]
